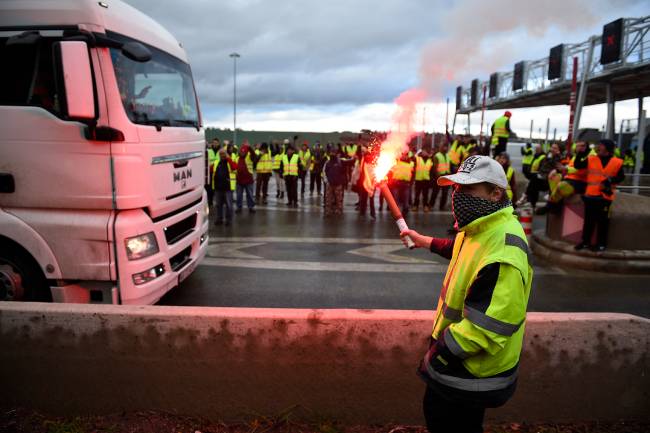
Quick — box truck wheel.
[0,241,51,302]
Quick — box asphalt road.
[159,180,650,318]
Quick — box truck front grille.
[164,213,197,245]
[170,246,192,271]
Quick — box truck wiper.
[171,119,200,130]
[138,119,171,131]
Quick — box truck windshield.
[108,32,199,128]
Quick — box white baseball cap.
[438,155,508,189]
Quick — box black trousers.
[285,176,298,204]
[414,180,430,207]
[255,173,271,200]
[582,197,612,247]
[429,182,449,210]
[358,187,375,216]
[423,386,485,433]
[299,170,308,194]
[525,176,549,207]
[310,171,322,194]
[391,181,411,217]
[492,137,507,157]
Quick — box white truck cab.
[0,0,209,304]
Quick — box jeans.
[236,183,255,209]
[214,189,233,222]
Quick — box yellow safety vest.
[430,207,532,387]
[505,166,514,200]
[449,141,463,165]
[299,149,311,168]
[530,154,546,173]
[435,152,451,175]
[282,154,300,176]
[492,116,510,139]
[415,156,433,181]
[211,158,235,191]
[522,147,534,165]
[392,160,414,182]
[345,144,358,158]
[257,153,273,174]
[273,153,283,170]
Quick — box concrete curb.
[531,230,650,274]
[1,303,649,423]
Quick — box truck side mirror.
[53,41,97,121]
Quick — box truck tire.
[0,239,51,302]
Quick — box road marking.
[201,257,449,273]
[200,257,562,275]
[347,244,435,264]
[209,236,404,244]
[207,242,265,260]
[254,204,452,215]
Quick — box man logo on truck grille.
[174,169,192,187]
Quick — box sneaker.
[574,243,589,251]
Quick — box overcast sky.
[125,0,648,138]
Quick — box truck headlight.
[125,232,159,260]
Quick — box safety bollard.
[518,205,533,239]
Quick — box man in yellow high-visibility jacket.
[401,155,532,433]
[490,111,513,157]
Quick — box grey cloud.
[124,0,440,105]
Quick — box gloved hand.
[417,338,453,381]
[601,177,613,196]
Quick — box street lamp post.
[229,52,240,147]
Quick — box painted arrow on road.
[207,242,265,260]
[346,244,435,264]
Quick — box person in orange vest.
[574,139,624,252]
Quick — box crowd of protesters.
[205,110,645,251]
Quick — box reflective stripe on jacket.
[282,154,300,176]
[257,153,273,173]
[392,160,414,181]
[585,155,623,200]
[415,156,433,181]
[505,166,514,200]
[430,207,532,390]
[273,153,283,170]
[493,116,509,138]
[435,152,451,175]
[565,154,587,182]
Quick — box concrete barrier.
[0,303,648,424]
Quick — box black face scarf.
[451,190,511,229]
